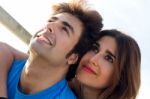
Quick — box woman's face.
[76,36,117,89]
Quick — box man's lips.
[37,35,54,46]
[82,65,97,75]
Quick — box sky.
[0,0,150,98]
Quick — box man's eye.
[105,55,114,63]
[62,27,67,32]
[48,19,54,22]
[62,27,69,35]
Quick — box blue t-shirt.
[7,60,76,99]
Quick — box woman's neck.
[80,85,100,99]
[72,78,101,99]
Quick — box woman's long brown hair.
[96,30,141,99]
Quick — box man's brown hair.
[52,0,103,80]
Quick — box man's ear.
[67,53,79,65]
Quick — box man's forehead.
[50,13,79,23]
[49,13,83,35]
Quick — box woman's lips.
[82,65,97,75]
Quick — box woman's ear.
[67,53,79,65]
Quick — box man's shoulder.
[8,59,26,81]
[7,59,27,99]
[10,59,26,71]
[8,59,26,80]
[12,59,26,66]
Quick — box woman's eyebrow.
[106,50,116,59]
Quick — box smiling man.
[0,1,103,99]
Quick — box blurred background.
[0,0,150,98]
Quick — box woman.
[0,29,141,99]
[70,29,141,99]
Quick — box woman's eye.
[91,45,99,53]
[105,55,114,63]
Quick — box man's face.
[29,12,83,66]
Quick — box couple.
[0,1,141,99]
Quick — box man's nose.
[46,23,55,34]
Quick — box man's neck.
[20,56,68,94]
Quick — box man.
[0,1,103,99]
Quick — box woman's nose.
[90,55,99,67]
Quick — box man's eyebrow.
[106,50,116,59]
[48,16,58,21]
[48,16,74,34]
[62,21,74,33]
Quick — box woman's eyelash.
[91,44,99,53]
[105,55,114,63]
